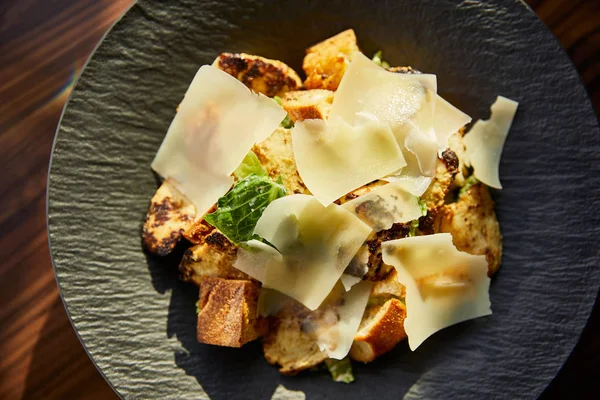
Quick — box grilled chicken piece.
[436,183,503,276]
[253,127,310,195]
[179,231,249,285]
[447,129,468,188]
[197,276,265,347]
[303,29,360,91]
[281,89,334,122]
[420,149,459,212]
[142,179,196,256]
[213,53,303,97]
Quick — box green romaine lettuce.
[204,174,286,244]
[325,358,355,383]
[234,151,267,180]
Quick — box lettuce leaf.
[325,358,355,383]
[234,151,267,180]
[204,174,286,244]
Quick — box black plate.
[47,0,600,399]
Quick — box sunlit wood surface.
[0,0,598,398]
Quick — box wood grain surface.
[0,0,598,399]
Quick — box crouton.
[142,179,196,256]
[350,298,407,363]
[370,268,405,299]
[436,183,503,276]
[213,53,303,97]
[182,217,215,245]
[420,150,459,212]
[197,276,265,347]
[281,89,334,122]
[253,127,310,195]
[303,29,360,91]
[262,302,328,375]
[179,231,249,285]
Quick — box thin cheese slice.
[259,281,373,360]
[151,65,286,215]
[381,174,433,197]
[340,274,362,291]
[463,96,518,189]
[329,52,438,177]
[292,117,406,206]
[381,233,491,350]
[234,195,372,310]
[433,96,472,153]
[341,181,422,231]
[314,280,373,359]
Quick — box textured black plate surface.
[47,0,600,399]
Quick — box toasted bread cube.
[213,53,303,97]
[303,29,360,91]
[371,268,405,299]
[142,179,196,256]
[262,302,328,375]
[281,89,334,122]
[350,298,407,363]
[197,277,264,347]
[179,231,249,285]
[253,127,309,195]
[436,183,503,276]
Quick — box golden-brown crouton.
[281,89,334,122]
[253,127,310,195]
[370,268,405,300]
[262,301,328,375]
[179,231,249,285]
[197,276,265,347]
[436,183,503,276]
[142,179,196,256]
[350,298,407,363]
[420,150,459,212]
[213,53,303,97]
[303,29,360,91]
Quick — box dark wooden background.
[0,0,598,399]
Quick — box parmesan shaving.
[341,181,422,231]
[433,96,472,153]
[463,96,518,189]
[291,117,406,206]
[381,233,491,350]
[234,195,372,310]
[151,65,286,215]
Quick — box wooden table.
[0,1,598,398]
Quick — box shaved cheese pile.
[151,65,286,215]
[329,52,439,177]
[292,117,406,205]
[382,233,491,350]
[464,96,518,189]
[341,181,422,231]
[234,195,372,310]
[293,52,475,205]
